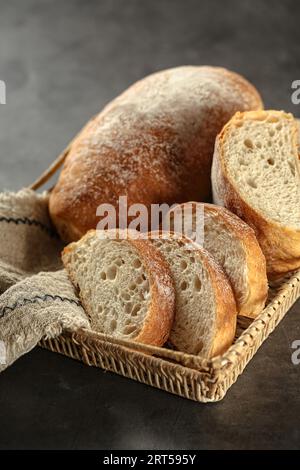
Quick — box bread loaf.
[167,202,268,317]
[211,110,300,276]
[49,66,262,242]
[62,230,175,346]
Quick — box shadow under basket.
[40,269,300,402]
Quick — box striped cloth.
[0,189,90,372]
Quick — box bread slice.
[149,232,237,357]
[167,202,268,318]
[212,110,300,276]
[62,230,175,346]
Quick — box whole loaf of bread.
[49,66,262,242]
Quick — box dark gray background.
[0,0,300,450]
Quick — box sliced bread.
[62,230,175,346]
[211,110,300,276]
[149,232,237,357]
[167,202,268,318]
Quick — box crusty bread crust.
[49,66,262,242]
[212,110,300,276]
[148,231,237,357]
[167,202,268,317]
[62,230,175,347]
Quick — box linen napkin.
[0,189,90,371]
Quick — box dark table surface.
[1,0,300,450]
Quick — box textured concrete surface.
[0,0,300,449]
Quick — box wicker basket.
[40,270,300,402]
[32,156,300,402]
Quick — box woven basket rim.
[59,268,300,376]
